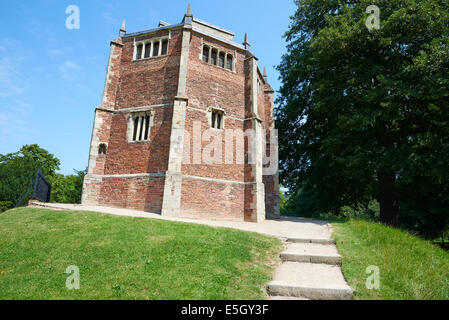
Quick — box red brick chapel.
[82,5,280,222]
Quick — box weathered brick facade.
[82,7,280,222]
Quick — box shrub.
[0,201,14,213]
[401,202,449,242]
[49,168,86,204]
[339,200,380,221]
[282,187,330,218]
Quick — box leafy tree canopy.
[49,168,87,204]
[0,144,60,204]
[276,0,449,226]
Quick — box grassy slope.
[332,219,449,300]
[0,208,282,300]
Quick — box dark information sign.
[32,169,51,203]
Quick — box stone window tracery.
[134,36,170,60]
[201,44,235,72]
[128,111,153,142]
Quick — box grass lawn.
[0,207,282,300]
[332,219,449,300]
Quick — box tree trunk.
[377,170,400,227]
[376,118,401,228]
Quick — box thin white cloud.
[58,61,82,80]
[0,108,31,143]
[48,48,68,58]
[0,39,34,144]
[7,98,32,116]
[0,40,29,98]
[102,2,122,25]
[0,58,25,98]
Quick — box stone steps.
[267,238,352,300]
[280,242,341,265]
[280,252,342,265]
[268,281,353,300]
[286,237,336,245]
[267,295,309,300]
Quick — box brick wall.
[97,175,165,213]
[180,177,245,221]
[104,107,172,175]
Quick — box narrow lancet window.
[130,113,151,142]
[211,109,224,129]
[133,117,139,140]
[136,44,143,60]
[202,46,209,63]
[161,39,169,55]
[211,49,217,65]
[152,41,160,57]
[144,115,150,140]
[144,43,151,58]
[218,52,225,68]
[226,54,233,71]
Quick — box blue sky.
[0,0,296,175]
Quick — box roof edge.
[192,26,245,51]
[192,17,234,36]
[122,23,184,38]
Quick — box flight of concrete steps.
[267,238,353,300]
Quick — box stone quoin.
[82,5,280,222]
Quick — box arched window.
[216,112,223,129]
[135,38,169,60]
[161,39,169,55]
[144,43,151,58]
[131,113,152,142]
[144,114,150,140]
[136,44,143,60]
[226,54,233,71]
[152,41,160,57]
[202,46,209,63]
[98,143,107,155]
[211,49,218,65]
[132,117,139,141]
[218,52,225,68]
[211,109,224,129]
[201,45,234,72]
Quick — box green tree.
[279,187,289,215]
[276,0,449,226]
[49,168,87,204]
[0,145,60,205]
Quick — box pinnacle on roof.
[120,20,126,36]
[186,3,192,18]
[243,32,250,50]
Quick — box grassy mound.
[332,219,449,300]
[0,208,282,300]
